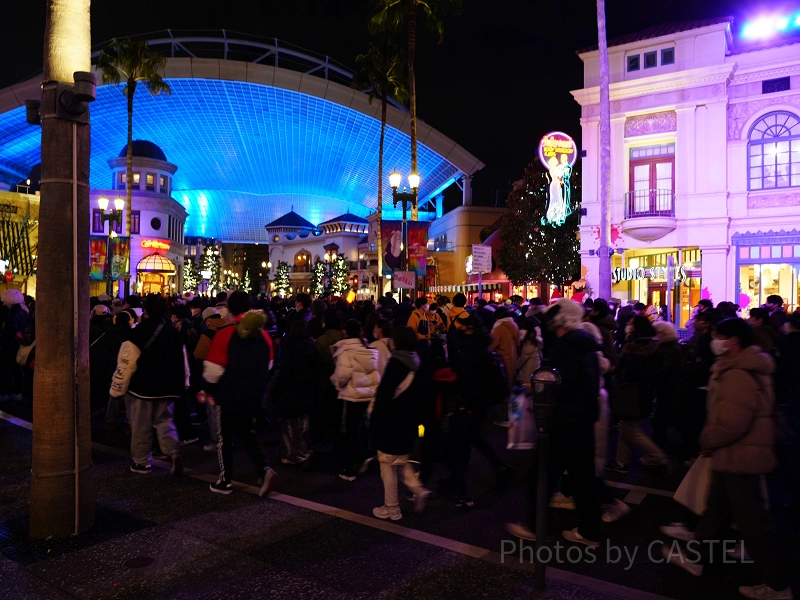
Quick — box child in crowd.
[371,326,430,520]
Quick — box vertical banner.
[407,221,428,276]
[426,264,436,291]
[89,236,107,281]
[380,220,403,275]
[110,236,130,280]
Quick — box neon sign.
[141,239,170,250]
[538,131,578,227]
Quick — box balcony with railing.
[620,189,677,242]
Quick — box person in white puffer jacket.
[331,319,380,481]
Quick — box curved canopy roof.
[0,35,483,242]
[137,253,177,273]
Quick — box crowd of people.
[6,284,797,600]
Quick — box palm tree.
[371,0,463,220]
[353,39,408,297]
[97,39,170,248]
[31,0,94,539]
[597,0,612,299]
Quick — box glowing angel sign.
[538,131,578,227]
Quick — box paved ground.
[1,402,798,600]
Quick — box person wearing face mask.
[663,318,792,600]
[406,296,432,364]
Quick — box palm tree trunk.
[408,1,419,221]
[597,0,612,299]
[124,80,135,296]
[31,0,94,539]
[377,96,387,297]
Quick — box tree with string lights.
[310,259,325,297]
[275,261,291,297]
[200,245,221,290]
[497,163,581,288]
[330,254,350,296]
[183,257,200,292]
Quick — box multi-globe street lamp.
[97,195,125,295]
[388,170,420,298]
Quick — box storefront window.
[739,263,799,316]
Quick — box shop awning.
[137,253,176,274]
[429,283,501,294]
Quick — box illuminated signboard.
[613,265,687,283]
[141,239,170,250]
[538,131,578,227]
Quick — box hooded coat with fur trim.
[701,346,776,474]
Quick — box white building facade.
[574,17,800,326]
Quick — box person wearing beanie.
[193,307,225,451]
[507,298,603,547]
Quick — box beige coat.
[490,318,519,389]
[700,346,776,475]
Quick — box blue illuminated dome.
[0,34,484,242]
[118,140,168,162]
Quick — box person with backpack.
[663,318,792,600]
[371,326,430,520]
[445,293,469,367]
[202,291,276,496]
[110,293,187,477]
[330,319,380,481]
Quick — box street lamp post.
[97,196,124,296]
[388,170,420,299]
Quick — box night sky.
[1,0,759,207]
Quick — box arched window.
[294,249,311,273]
[748,111,800,190]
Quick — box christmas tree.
[242,269,252,292]
[310,259,325,297]
[183,256,200,292]
[275,261,291,296]
[200,245,222,290]
[497,163,581,287]
[330,254,350,296]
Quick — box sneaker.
[281,458,296,465]
[605,461,629,474]
[178,437,199,446]
[505,522,536,541]
[659,522,695,542]
[404,491,417,502]
[338,467,356,482]
[373,505,402,521]
[562,527,600,548]
[662,545,703,577]
[209,480,233,495]
[203,443,216,452]
[453,496,475,508]
[550,492,577,510]
[414,489,432,514]
[602,499,631,523]
[259,467,277,498]
[739,584,794,600]
[726,540,751,562]
[358,456,375,475]
[130,463,151,475]
[171,453,184,477]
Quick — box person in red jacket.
[202,291,276,496]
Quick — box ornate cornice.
[571,64,736,107]
[747,191,800,209]
[624,110,677,137]
[731,229,800,245]
[728,93,800,140]
[730,62,800,85]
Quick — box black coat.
[776,331,800,406]
[615,337,658,419]
[371,356,422,455]
[654,339,690,418]
[454,329,494,411]
[274,336,316,417]
[128,317,186,400]
[548,329,600,428]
